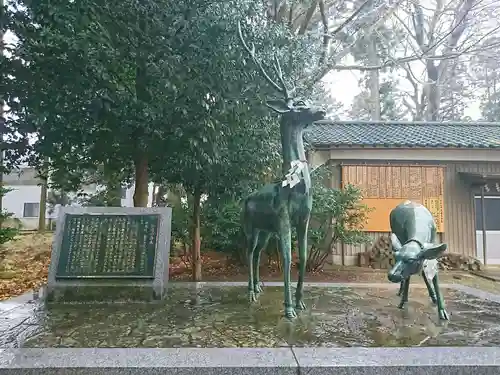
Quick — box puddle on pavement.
[13,286,500,348]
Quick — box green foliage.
[0,187,20,245]
[76,187,122,207]
[47,190,72,214]
[178,165,372,271]
[350,79,406,120]
[439,60,474,121]
[169,196,192,255]
[76,191,108,207]
[6,0,309,205]
[306,165,372,272]
[201,197,245,263]
[481,93,500,121]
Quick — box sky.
[325,69,481,120]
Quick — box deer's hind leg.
[295,217,310,311]
[252,232,271,294]
[247,229,260,303]
[278,224,296,319]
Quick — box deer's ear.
[419,243,447,260]
[266,100,291,114]
[390,233,403,252]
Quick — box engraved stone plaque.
[46,207,172,302]
[56,214,159,279]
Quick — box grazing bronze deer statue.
[237,22,326,319]
[388,200,449,320]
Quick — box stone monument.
[237,22,326,319]
[387,200,449,320]
[46,206,172,302]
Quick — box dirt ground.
[0,232,52,300]
[1,233,499,301]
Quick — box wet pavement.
[1,284,500,348]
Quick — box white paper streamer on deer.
[423,259,438,281]
[282,160,307,188]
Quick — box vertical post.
[151,184,157,207]
[338,165,345,266]
[38,157,49,231]
[38,177,48,231]
[481,185,487,266]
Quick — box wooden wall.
[341,165,445,232]
[327,160,500,266]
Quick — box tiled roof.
[305,120,500,148]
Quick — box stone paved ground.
[2,283,500,348]
[0,293,44,348]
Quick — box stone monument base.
[45,280,166,303]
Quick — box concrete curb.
[0,347,499,375]
[167,281,454,289]
[293,347,500,374]
[470,270,500,283]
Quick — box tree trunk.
[366,0,381,121]
[132,10,149,208]
[105,181,122,207]
[38,177,48,231]
[151,184,158,206]
[156,184,169,207]
[425,60,440,121]
[368,36,381,120]
[103,162,122,207]
[133,155,149,207]
[191,187,202,281]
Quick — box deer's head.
[238,22,326,128]
[388,233,447,283]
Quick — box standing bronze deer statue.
[237,22,326,319]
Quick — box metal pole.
[481,185,487,266]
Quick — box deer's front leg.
[422,270,437,305]
[279,224,296,319]
[398,277,410,309]
[397,281,404,296]
[295,218,309,311]
[432,273,450,321]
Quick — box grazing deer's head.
[388,234,447,283]
[237,22,326,128]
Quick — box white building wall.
[121,183,155,207]
[2,167,156,230]
[3,185,51,230]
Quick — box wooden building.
[305,120,500,266]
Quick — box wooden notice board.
[342,165,445,233]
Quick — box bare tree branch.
[320,39,500,72]
[309,0,405,85]
[318,0,330,65]
[298,0,319,35]
[328,0,372,37]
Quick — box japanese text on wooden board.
[341,165,445,233]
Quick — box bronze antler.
[237,21,292,100]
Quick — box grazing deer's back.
[390,201,435,244]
